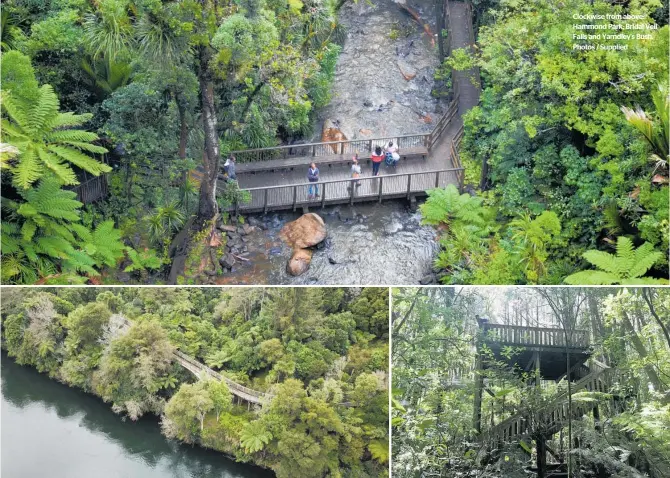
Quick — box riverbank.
[1,354,274,478]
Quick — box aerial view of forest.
[392,287,670,477]
[1,287,390,477]
[0,0,668,285]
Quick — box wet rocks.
[287,248,313,276]
[279,213,327,249]
[419,273,437,285]
[220,253,236,269]
[279,213,328,277]
[384,221,404,235]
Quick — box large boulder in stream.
[279,213,327,249]
[287,248,313,276]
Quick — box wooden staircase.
[482,362,614,444]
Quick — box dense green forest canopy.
[1,287,389,477]
[422,0,669,285]
[392,287,670,477]
[1,0,343,283]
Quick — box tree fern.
[240,421,273,453]
[2,57,111,189]
[368,438,389,464]
[564,236,666,285]
[1,177,126,284]
[420,184,492,228]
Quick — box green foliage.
[2,81,110,189]
[449,0,669,283]
[1,178,125,284]
[565,236,667,285]
[240,420,273,453]
[2,287,389,476]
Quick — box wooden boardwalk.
[118,317,270,406]
[223,1,481,213]
[173,350,271,405]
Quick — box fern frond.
[22,178,82,221]
[48,112,90,129]
[0,91,29,128]
[21,220,37,242]
[44,129,100,143]
[90,220,125,266]
[35,235,76,259]
[54,141,108,155]
[61,248,98,276]
[27,85,59,134]
[582,250,619,275]
[563,270,620,285]
[48,145,112,175]
[13,146,44,189]
[614,236,635,276]
[628,242,663,278]
[621,277,669,285]
[36,148,79,185]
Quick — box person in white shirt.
[385,141,400,167]
[351,155,362,187]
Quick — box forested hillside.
[392,287,670,477]
[1,0,342,283]
[1,287,389,477]
[422,0,669,284]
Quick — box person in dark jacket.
[227,155,237,180]
[307,162,320,199]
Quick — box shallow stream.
[217,201,439,285]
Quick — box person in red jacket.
[371,146,384,176]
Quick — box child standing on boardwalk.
[350,155,362,188]
[307,162,320,199]
[371,146,384,176]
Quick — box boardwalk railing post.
[349,179,355,205]
[292,186,297,211]
[321,182,326,208]
[406,174,412,200]
[263,188,269,213]
[435,170,440,188]
[378,176,383,202]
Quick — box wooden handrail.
[230,96,460,162]
[485,366,614,442]
[482,323,591,348]
[237,167,464,192]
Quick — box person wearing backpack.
[385,141,400,169]
[307,162,320,199]
[371,146,384,176]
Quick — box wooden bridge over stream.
[220,0,481,214]
[72,2,481,210]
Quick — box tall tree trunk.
[197,46,220,220]
[640,288,670,350]
[479,157,489,191]
[621,310,667,396]
[176,92,189,185]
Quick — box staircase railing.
[484,366,615,443]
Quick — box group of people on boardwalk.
[305,141,400,199]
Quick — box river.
[216,200,439,285]
[0,354,274,478]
